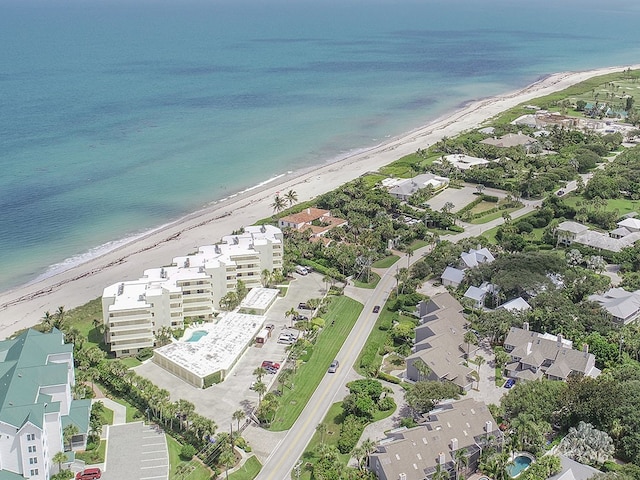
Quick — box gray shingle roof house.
[480,132,537,149]
[441,266,465,288]
[440,246,495,289]
[549,455,600,480]
[0,329,90,480]
[503,323,600,381]
[369,398,502,480]
[556,220,640,253]
[588,287,640,325]
[499,297,531,312]
[406,293,475,390]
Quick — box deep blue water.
[0,0,639,291]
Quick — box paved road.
[255,266,398,479]
[255,199,543,479]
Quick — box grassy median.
[269,296,363,431]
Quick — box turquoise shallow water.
[1,0,639,291]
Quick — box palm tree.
[464,331,477,359]
[63,424,79,451]
[431,463,450,480]
[254,381,267,403]
[232,409,246,431]
[285,307,298,327]
[453,448,469,480]
[219,449,236,480]
[360,438,377,468]
[284,189,298,206]
[271,194,287,214]
[53,451,68,473]
[414,358,431,382]
[253,366,267,382]
[351,445,366,470]
[316,423,328,444]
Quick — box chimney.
[583,343,589,354]
[485,420,493,433]
[450,438,458,451]
[523,321,529,331]
[307,208,311,214]
[399,474,407,480]
[557,333,563,346]
[438,452,446,465]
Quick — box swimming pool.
[507,455,533,478]
[186,330,208,342]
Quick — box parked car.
[295,265,309,275]
[261,361,281,369]
[298,302,311,310]
[76,469,102,480]
[504,378,516,389]
[373,305,381,313]
[328,360,339,373]
[278,333,296,344]
[294,314,309,321]
[556,190,565,196]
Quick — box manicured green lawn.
[372,255,399,269]
[269,297,363,431]
[110,397,144,423]
[468,201,499,215]
[99,406,114,425]
[469,206,522,224]
[228,456,262,480]
[167,435,211,480]
[62,298,106,348]
[353,272,380,289]
[563,195,640,217]
[120,357,142,369]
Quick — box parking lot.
[134,271,327,429]
[102,422,168,480]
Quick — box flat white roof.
[240,288,279,310]
[153,312,265,377]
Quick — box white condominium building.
[102,225,283,357]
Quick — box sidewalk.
[92,397,127,428]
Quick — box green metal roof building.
[0,329,90,480]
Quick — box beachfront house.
[0,329,90,480]
[368,398,502,480]
[386,173,450,201]
[102,225,283,357]
[405,293,476,390]
[480,132,538,152]
[503,323,600,381]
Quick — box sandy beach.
[0,64,637,339]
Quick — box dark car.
[504,378,516,389]
[76,469,102,480]
[298,302,310,310]
[294,314,309,321]
[373,305,381,313]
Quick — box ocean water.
[1,0,639,291]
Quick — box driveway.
[102,422,168,480]
[465,342,507,407]
[428,185,479,213]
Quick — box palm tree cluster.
[97,360,216,449]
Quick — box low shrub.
[377,371,402,384]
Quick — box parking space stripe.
[141,465,168,469]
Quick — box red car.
[261,361,280,369]
[76,468,102,480]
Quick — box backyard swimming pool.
[507,455,533,478]
[186,330,208,342]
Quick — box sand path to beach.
[1,64,638,339]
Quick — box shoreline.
[1,63,638,339]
